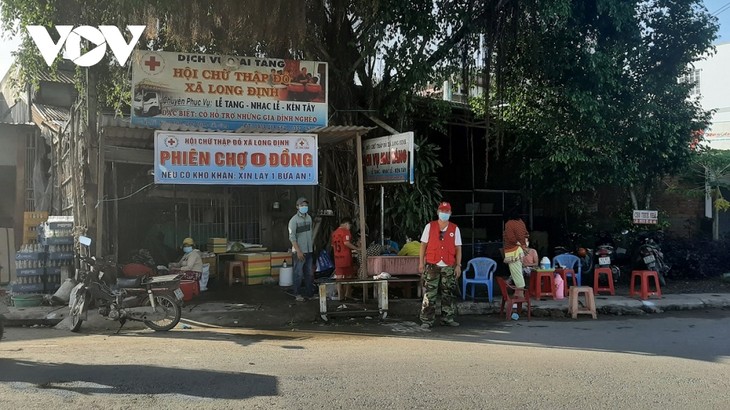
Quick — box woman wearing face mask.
[503,209,529,298]
[177,237,203,281]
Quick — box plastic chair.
[461,257,496,302]
[552,254,582,287]
[497,276,531,321]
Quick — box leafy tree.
[493,0,717,211]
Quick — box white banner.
[363,132,415,184]
[154,131,318,185]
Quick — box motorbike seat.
[116,276,144,288]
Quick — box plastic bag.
[199,263,210,292]
[315,250,334,273]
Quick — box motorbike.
[594,244,621,283]
[553,232,594,279]
[635,235,669,287]
[69,236,184,333]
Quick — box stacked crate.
[23,212,48,245]
[40,217,74,294]
[14,244,46,294]
[207,237,228,253]
[234,252,271,285]
[270,252,292,281]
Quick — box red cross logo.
[144,56,161,71]
[167,138,176,146]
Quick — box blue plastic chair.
[461,257,496,302]
[552,254,582,286]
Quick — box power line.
[713,2,730,16]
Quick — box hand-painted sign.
[633,210,658,224]
[132,51,328,132]
[363,132,415,184]
[154,131,318,185]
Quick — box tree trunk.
[713,188,720,241]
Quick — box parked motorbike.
[553,245,593,277]
[594,244,621,283]
[69,236,184,333]
[635,234,669,287]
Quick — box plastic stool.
[227,261,245,286]
[593,267,615,296]
[555,268,578,297]
[533,270,555,300]
[630,270,662,300]
[569,286,597,319]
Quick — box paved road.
[1,311,729,409]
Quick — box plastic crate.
[15,252,46,261]
[12,283,45,293]
[41,236,74,245]
[366,256,420,277]
[47,221,73,230]
[16,267,45,277]
[48,252,74,260]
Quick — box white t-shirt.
[420,223,462,266]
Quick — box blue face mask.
[183,246,193,253]
[299,206,309,214]
[438,212,450,221]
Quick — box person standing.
[288,197,314,302]
[503,209,530,298]
[331,217,358,301]
[419,202,462,329]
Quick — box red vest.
[331,227,353,268]
[425,221,457,265]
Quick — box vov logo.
[26,25,145,67]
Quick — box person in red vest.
[331,217,358,300]
[418,201,463,329]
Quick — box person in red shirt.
[418,201,462,329]
[331,217,358,300]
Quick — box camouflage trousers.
[419,264,457,325]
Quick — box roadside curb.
[4,293,730,328]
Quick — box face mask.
[299,206,309,214]
[183,246,193,253]
[438,212,450,221]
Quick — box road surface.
[1,311,729,409]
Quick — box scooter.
[69,236,184,333]
[636,236,669,287]
[595,244,621,283]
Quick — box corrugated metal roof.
[36,70,75,84]
[32,103,69,131]
[100,115,374,148]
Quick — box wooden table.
[317,277,420,322]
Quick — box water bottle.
[554,274,564,300]
[540,257,551,270]
[282,261,287,268]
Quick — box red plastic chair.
[497,276,531,321]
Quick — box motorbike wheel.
[143,294,181,332]
[70,292,86,333]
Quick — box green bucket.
[11,294,44,307]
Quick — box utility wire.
[713,2,730,16]
[95,182,155,207]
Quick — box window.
[681,69,701,96]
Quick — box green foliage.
[384,136,442,239]
[499,0,717,203]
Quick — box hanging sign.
[633,210,658,225]
[131,50,328,132]
[154,131,318,185]
[363,132,415,184]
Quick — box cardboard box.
[202,256,217,277]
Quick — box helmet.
[182,237,195,246]
[577,247,587,258]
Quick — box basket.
[11,294,44,307]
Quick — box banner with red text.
[132,51,328,132]
[363,132,414,184]
[154,131,318,185]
